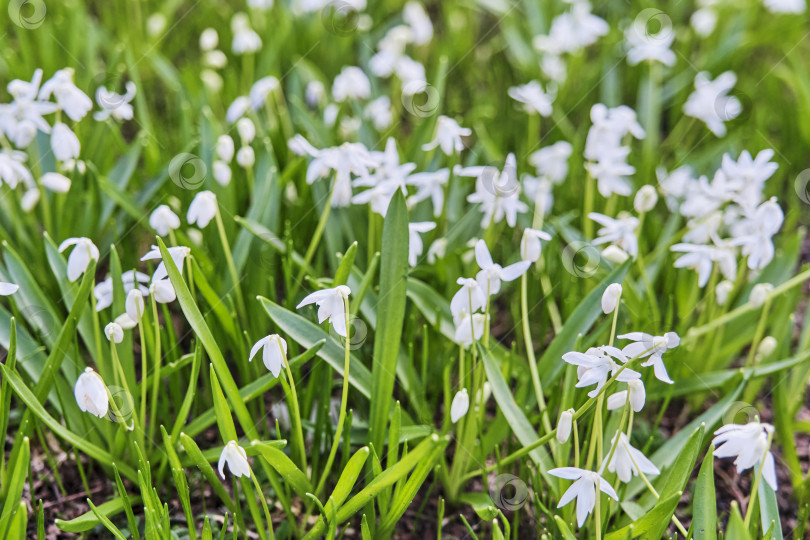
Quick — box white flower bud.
[74,368,109,418]
[556,408,574,443]
[216,135,235,162]
[125,289,145,323]
[602,245,629,264]
[150,279,176,304]
[213,160,232,186]
[757,336,777,360]
[450,388,469,423]
[236,146,255,169]
[236,117,255,144]
[601,283,622,314]
[716,280,734,306]
[749,283,773,308]
[633,185,658,213]
[200,28,219,51]
[104,322,124,344]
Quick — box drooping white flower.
[729,198,783,270]
[426,238,447,264]
[249,334,287,377]
[634,185,658,213]
[749,283,774,308]
[0,69,57,148]
[617,332,680,384]
[216,135,235,163]
[218,440,251,479]
[58,237,99,282]
[74,367,109,418]
[529,141,572,184]
[589,212,639,258]
[601,283,622,314]
[453,311,486,347]
[39,68,92,121]
[403,1,433,45]
[422,116,471,155]
[296,285,351,337]
[236,118,255,145]
[0,150,34,189]
[231,13,262,54]
[50,122,80,161]
[763,0,805,13]
[520,228,552,263]
[712,422,777,491]
[602,245,629,264]
[125,289,145,322]
[475,240,531,296]
[41,172,71,193]
[150,279,177,304]
[607,379,646,412]
[450,388,469,423]
[305,80,325,107]
[93,271,150,311]
[249,76,280,110]
[670,241,737,288]
[199,28,219,51]
[332,66,371,102]
[141,245,191,283]
[187,191,218,228]
[236,146,255,168]
[563,346,641,398]
[549,467,619,527]
[450,277,486,320]
[105,322,124,344]
[150,205,181,236]
[602,432,660,483]
[406,169,450,217]
[508,81,555,116]
[226,96,250,124]
[0,282,19,295]
[557,408,575,443]
[408,222,436,267]
[691,8,717,37]
[683,71,741,137]
[213,160,232,186]
[94,82,136,122]
[715,280,734,306]
[625,16,676,66]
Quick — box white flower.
[529,141,572,184]
[691,8,717,37]
[213,160,232,186]
[94,271,149,311]
[450,388,469,423]
[557,408,574,443]
[716,280,734,306]
[475,240,531,296]
[74,367,108,418]
[406,169,449,217]
[427,238,447,263]
[216,135,235,162]
[249,334,287,377]
[332,66,371,102]
[150,205,181,236]
[226,96,250,123]
[0,150,34,189]
[601,283,622,314]
[589,212,639,258]
[634,185,658,213]
[671,241,737,288]
[305,80,325,107]
[422,116,471,155]
[236,146,255,169]
[602,432,660,483]
[749,283,774,308]
[231,13,262,54]
[617,332,680,384]
[250,76,280,110]
[365,96,393,131]
[602,245,629,264]
[94,82,136,122]
[712,422,777,490]
[236,118,255,144]
[520,228,552,263]
[41,172,71,193]
[586,148,636,198]
[0,69,57,148]
[684,71,741,137]
[450,277,486,320]
[403,1,433,45]
[730,199,783,270]
[218,440,251,479]
[549,467,619,527]
[39,68,92,121]
[408,222,436,267]
[21,189,40,211]
[453,311,486,346]
[0,282,19,295]
[199,28,219,51]
[105,322,124,344]
[763,0,805,13]
[51,122,80,161]
[296,285,351,337]
[141,245,191,283]
[204,50,228,69]
[461,154,528,228]
[625,17,676,66]
[150,279,177,304]
[563,346,641,398]
[508,81,554,116]
[187,191,218,228]
[58,237,99,282]
[126,288,146,322]
[607,379,646,412]
[584,104,645,161]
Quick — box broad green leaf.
[759,480,783,540]
[178,434,237,516]
[458,493,498,521]
[0,437,28,532]
[87,499,128,540]
[209,365,238,442]
[252,442,313,496]
[553,516,577,540]
[55,496,143,533]
[605,492,682,540]
[324,446,369,516]
[693,446,717,540]
[726,502,751,540]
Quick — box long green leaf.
[693,446,717,540]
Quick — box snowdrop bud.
[125,289,145,323]
[691,8,717,37]
[213,160,232,186]
[147,13,167,37]
[236,118,255,144]
[105,322,124,344]
[715,280,733,306]
[450,389,469,423]
[200,28,219,51]
[150,279,176,304]
[749,283,773,308]
[218,440,250,479]
[520,228,552,263]
[236,146,255,168]
[601,283,622,314]
[74,368,109,418]
[51,122,80,161]
[149,204,181,236]
[187,190,218,228]
[633,185,658,213]
[216,135,235,162]
[204,50,228,69]
[628,379,646,412]
[59,237,100,282]
[41,172,71,193]
[556,408,574,443]
[757,336,778,360]
[201,70,223,93]
[305,80,325,107]
[602,245,629,264]
[324,103,339,127]
[21,189,40,212]
[249,334,287,377]
[0,282,19,295]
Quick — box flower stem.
[293,176,337,298]
[215,207,246,319]
[595,477,602,540]
[282,357,307,471]
[521,273,551,433]
[148,297,162,443]
[744,430,774,528]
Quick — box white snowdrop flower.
[403,1,433,45]
[601,283,622,314]
[426,238,447,264]
[557,408,575,443]
[408,222,436,267]
[201,70,223,93]
[684,71,741,137]
[0,69,58,148]
[450,278,486,320]
[602,245,629,264]
[584,103,645,161]
[323,103,339,127]
[563,346,641,398]
[204,50,227,70]
[149,205,181,236]
[691,8,717,37]
[0,150,34,189]
[749,283,773,308]
[231,13,262,54]
[475,240,531,296]
[602,432,660,483]
[453,311,486,347]
[296,285,351,337]
[187,191,218,228]
[51,122,80,161]
[94,82,136,122]
[41,172,71,193]
[58,237,99,282]
[671,241,737,288]
[39,68,92,121]
[395,57,427,91]
[607,379,646,412]
[305,80,325,107]
[712,422,777,490]
[248,0,274,9]
[422,116,471,156]
[0,280,18,296]
[625,16,676,66]
[617,332,680,384]
[332,66,371,102]
[218,440,251,479]
[216,135,235,163]
[715,280,734,306]
[721,149,778,203]
[249,334,287,378]
[74,367,109,418]
[199,28,219,51]
[125,289,145,324]
[365,96,393,131]
[522,175,554,217]
[94,271,150,312]
[236,118,256,144]
[461,154,528,228]
[730,198,783,270]
[226,96,250,123]
[141,245,190,283]
[406,169,449,217]
[150,279,176,304]
[520,228,552,263]
[634,185,658,213]
[589,212,639,258]
[146,13,167,36]
[508,81,554,116]
[236,146,255,169]
[450,388,469,423]
[529,141,572,184]
[757,336,778,360]
[549,468,619,527]
[21,189,40,212]
[104,322,124,344]
[213,160,232,186]
[763,0,805,13]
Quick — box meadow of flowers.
[1,0,810,538]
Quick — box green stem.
[521,273,551,433]
[293,176,337,297]
[282,356,307,471]
[744,430,774,528]
[215,208,246,319]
